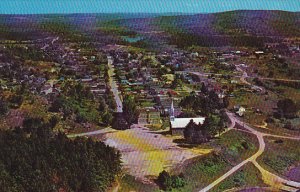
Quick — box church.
[169,100,205,135]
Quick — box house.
[169,100,205,135]
[255,51,264,55]
[234,105,246,117]
[230,80,238,84]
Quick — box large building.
[169,100,205,135]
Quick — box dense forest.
[0,124,121,192]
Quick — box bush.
[284,121,294,130]
[157,170,186,191]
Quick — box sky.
[1,0,300,14]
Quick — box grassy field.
[228,84,300,136]
[105,129,259,192]
[229,90,278,114]
[257,137,300,175]
[104,128,212,181]
[211,163,266,192]
[169,130,259,192]
[117,174,159,192]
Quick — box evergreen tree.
[0,98,8,116]
[123,95,139,125]
[0,126,121,192]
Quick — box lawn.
[117,174,159,192]
[257,137,300,176]
[140,101,156,108]
[211,163,266,192]
[229,90,277,115]
[170,130,259,191]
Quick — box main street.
[107,55,123,112]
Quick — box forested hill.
[154,10,300,36]
[0,124,121,192]
[1,10,300,47]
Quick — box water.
[122,36,143,43]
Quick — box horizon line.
[0,9,299,16]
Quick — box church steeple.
[170,99,175,121]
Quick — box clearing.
[103,127,212,182]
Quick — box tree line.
[0,120,121,192]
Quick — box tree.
[184,120,209,144]
[98,96,108,112]
[23,117,44,133]
[277,98,298,118]
[202,115,222,137]
[9,94,23,107]
[184,114,225,144]
[171,75,183,89]
[179,95,196,112]
[200,82,208,94]
[0,163,19,192]
[157,170,186,191]
[0,99,8,116]
[123,95,139,125]
[0,127,121,192]
[48,97,64,112]
[208,90,221,110]
[157,170,170,187]
[102,111,113,126]
[222,96,230,108]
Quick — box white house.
[237,106,246,117]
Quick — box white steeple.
[170,99,175,121]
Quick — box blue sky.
[1,0,299,14]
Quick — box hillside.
[1,10,300,47]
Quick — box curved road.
[199,112,300,192]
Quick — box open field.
[167,130,259,192]
[257,137,300,178]
[211,163,266,192]
[102,128,259,191]
[102,127,212,182]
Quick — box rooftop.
[171,117,205,129]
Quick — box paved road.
[51,36,59,45]
[67,128,116,138]
[236,66,251,86]
[41,36,59,50]
[199,112,300,192]
[107,56,123,112]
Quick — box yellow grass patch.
[105,129,212,179]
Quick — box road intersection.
[199,112,300,192]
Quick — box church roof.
[171,117,205,129]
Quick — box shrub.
[157,170,186,191]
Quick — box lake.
[122,36,143,43]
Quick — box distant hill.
[1,10,300,47]
[122,10,300,47]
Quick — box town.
[0,10,300,192]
